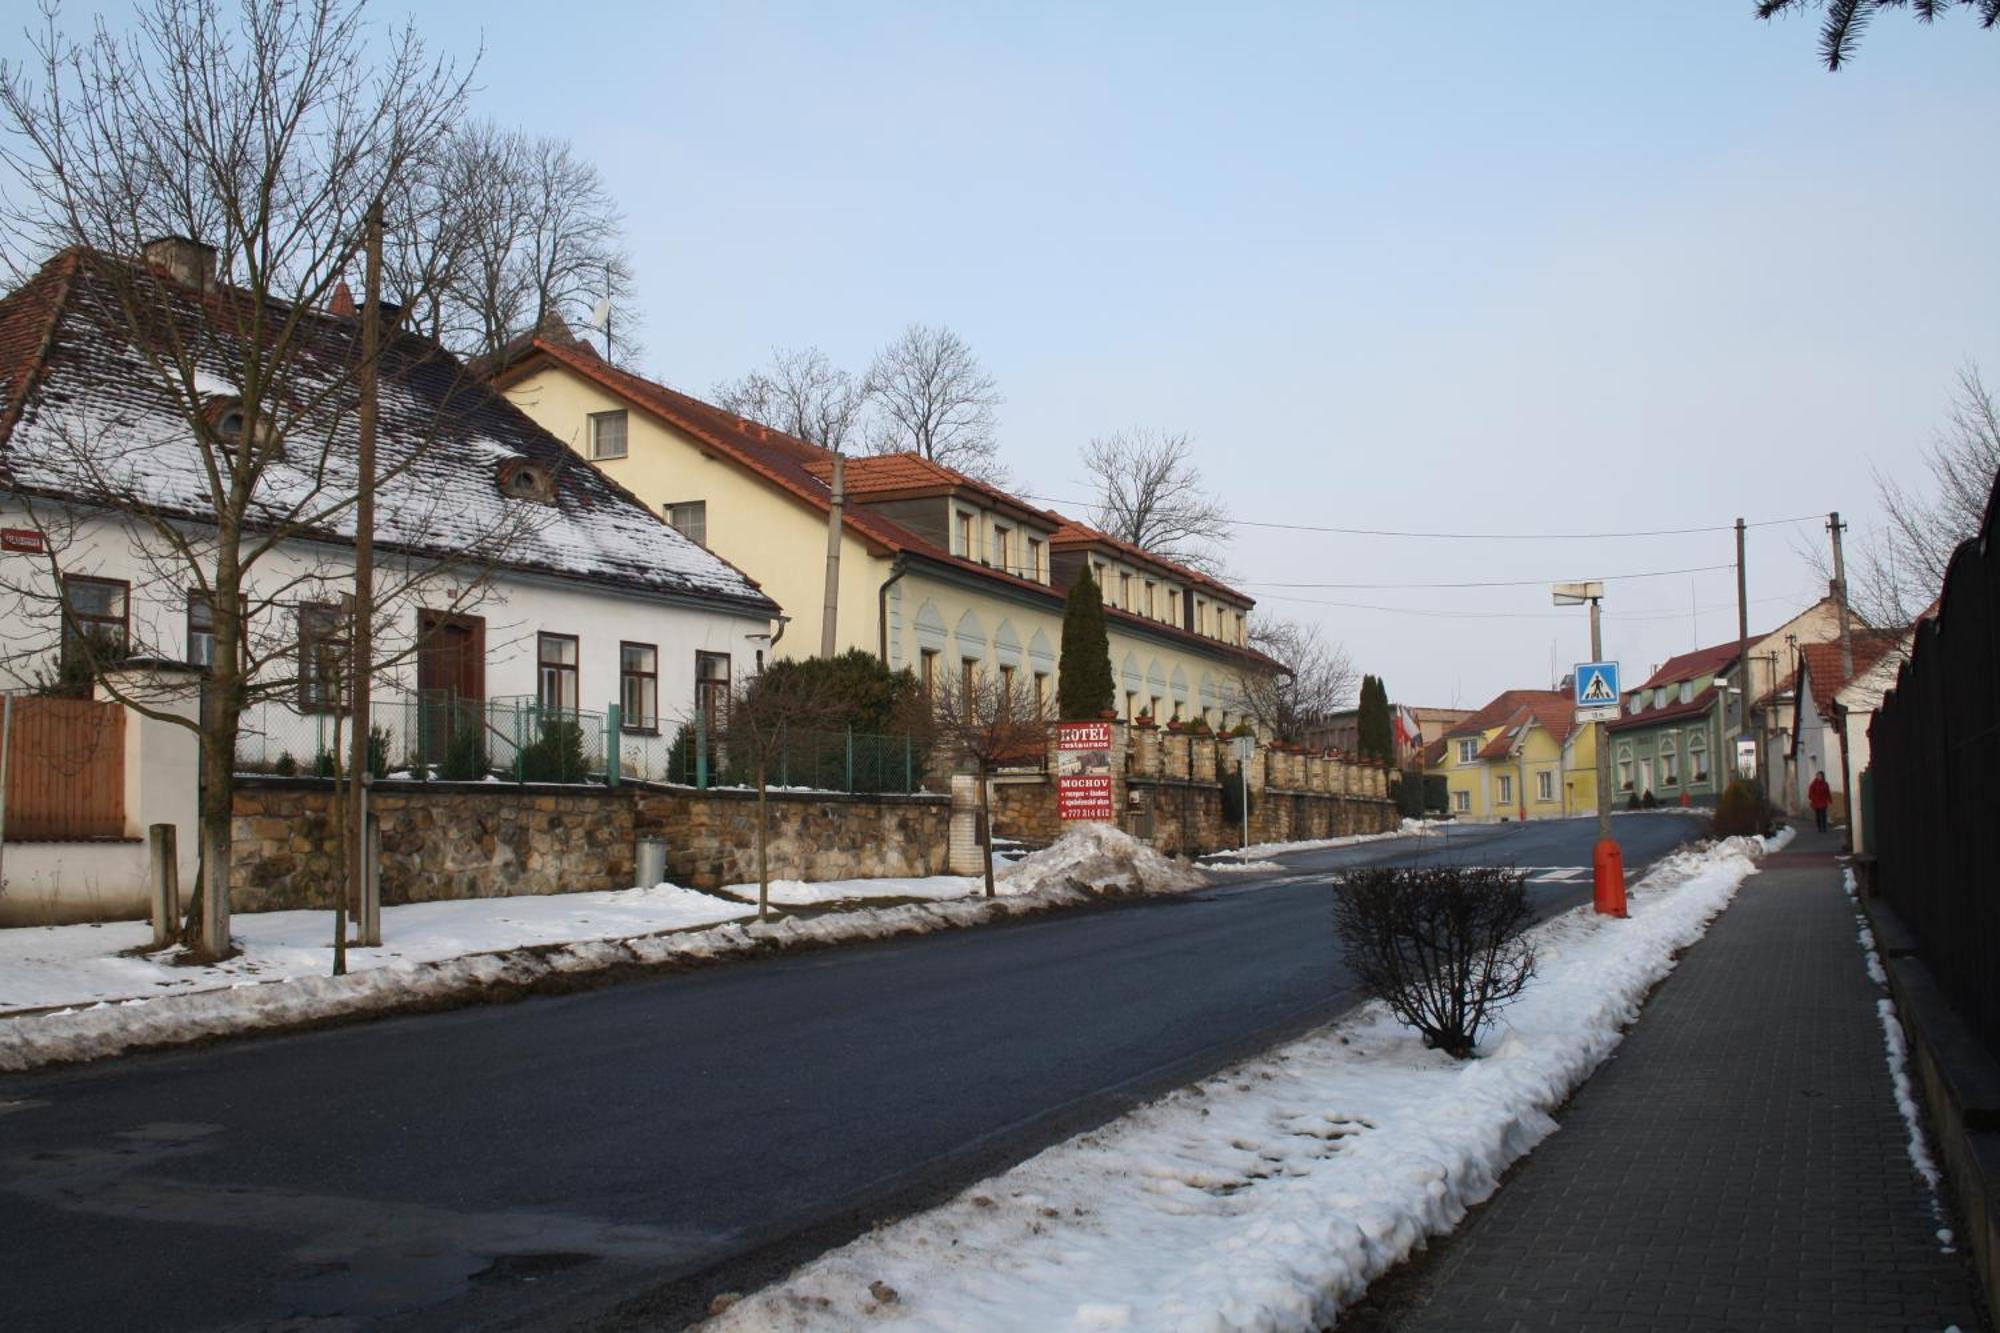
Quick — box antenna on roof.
[585,262,612,360]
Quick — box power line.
[1237,561,1735,592]
[1014,493,1824,542]
[1257,591,1798,622]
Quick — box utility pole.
[345,200,384,960]
[1589,595,1611,847]
[1555,580,1621,915]
[1735,517,1753,781]
[820,451,844,658]
[1829,511,1857,841]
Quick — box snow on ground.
[1845,863,1950,1247]
[703,834,1780,1333]
[0,885,753,1015]
[0,825,1206,1072]
[1205,818,1443,864]
[718,875,983,908]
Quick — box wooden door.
[417,611,484,763]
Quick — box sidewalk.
[1381,827,1987,1332]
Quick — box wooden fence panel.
[3,696,126,840]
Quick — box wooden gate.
[2,696,126,839]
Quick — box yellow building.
[1427,689,1599,822]
[484,327,1278,721]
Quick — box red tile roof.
[483,334,1285,672]
[1441,689,1572,741]
[1638,640,1744,690]
[1605,682,1722,734]
[1798,633,1907,716]
[1045,515,1249,607]
[1472,695,1582,760]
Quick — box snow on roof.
[0,250,776,616]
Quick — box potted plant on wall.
[1134,708,1156,729]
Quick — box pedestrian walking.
[1808,770,1832,833]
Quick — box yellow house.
[1427,689,1599,822]
[484,326,1279,722]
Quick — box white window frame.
[589,409,628,460]
[1536,770,1554,802]
[1457,738,1477,764]
[665,499,706,547]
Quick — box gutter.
[878,556,909,665]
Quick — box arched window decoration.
[1659,734,1679,786]
[1688,730,1710,783]
[1617,745,1635,792]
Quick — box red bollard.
[1593,838,1627,917]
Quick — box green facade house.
[1603,643,1739,806]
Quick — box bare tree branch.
[863,322,1004,482]
[1237,618,1356,743]
[927,664,1047,897]
[712,345,868,453]
[1082,428,1231,576]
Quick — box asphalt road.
[0,812,1704,1332]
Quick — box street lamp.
[1553,580,1625,917]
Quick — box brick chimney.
[141,236,217,292]
[329,280,357,317]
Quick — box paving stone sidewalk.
[1383,828,1988,1332]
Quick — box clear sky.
[457,3,1996,706]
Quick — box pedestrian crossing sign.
[1574,661,1621,722]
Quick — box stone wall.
[633,788,950,889]
[985,721,1399,856]
[232,779,949,910]
[232,780,635,912]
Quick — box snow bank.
[702,837,1771,1333]
[715,875,983,908]
[0,826,1205,1072]
[1206,819,1438,864]
[0,885,751,1015]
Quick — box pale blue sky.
[403,5,2000,702]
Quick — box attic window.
[497,457,557,504]
[202,396,276,450]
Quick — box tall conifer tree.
[1058,563,1115,719]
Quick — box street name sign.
[1574,660,1621,724]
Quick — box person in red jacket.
[1808,770,1833,833]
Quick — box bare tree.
[1082,428,1232,576]
[928,665,1047,898]
[1237,618,1357,743]
[712,346,869,452]
[393,120,635,367]
[0,0,494,958]
[717,660,849,919]
[1796,366,2000,626]
[864,323,1005,481]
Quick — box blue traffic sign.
[1574,661,1621,708]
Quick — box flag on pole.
[586,295,612,331]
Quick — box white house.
[0,241,779,922]
[1791,628,1915,849]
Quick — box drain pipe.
[878,556,909,665]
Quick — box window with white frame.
[1618,745,1635,791]
[958,512,976,559]
[1498,773,1513,805]
[1689,731,1710,782]
[1537,770,1554,801]
[1659,734,1679,786]
[1453,788,1470,812]
[589,409,628,460]
[665,500,706,547]
[1457,738,1477,764]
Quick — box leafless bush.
[1331,865,1537,1059]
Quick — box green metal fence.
[234,693,928,794]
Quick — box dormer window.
[202,395,276,450]
[497,456,557,503]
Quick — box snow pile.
[714,875,983,908]
[702,837,1770,1333]
[997,823,1208,898]
[1208,821,1434,864]
[0,827,1209,1072]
